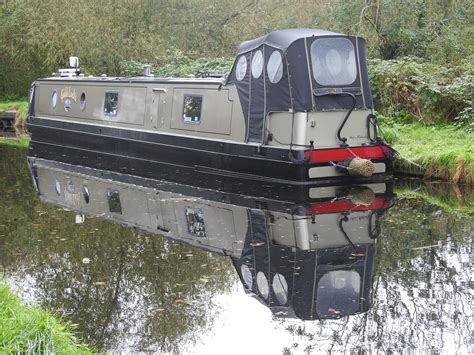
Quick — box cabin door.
[152,88,166,129]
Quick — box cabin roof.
[236,28,343,55]
[39,76,224,85]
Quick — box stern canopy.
[227,29,373,143]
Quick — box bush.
[154,50,233,78]
[369,57,473,130]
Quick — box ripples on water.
[0,146,472,353]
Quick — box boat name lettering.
[60,87,77,102]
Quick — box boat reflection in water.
[28,157,394,321]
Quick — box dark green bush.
[369,57,473,129]
[154,50,233,78]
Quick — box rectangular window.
[185,207,206,238]
[107,189,122,214]
[182,95,202,124]
[104,92,119,116]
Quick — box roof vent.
[142,65,152,77]
[69,56,79,68]
[57,56,80,77]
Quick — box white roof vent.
[57,56,81,77]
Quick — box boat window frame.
[251,49,264,79]
[267,50,284,84]
[182,94,203,125]
[104,91,119,117]
[51,90,58,109]
[80,92,87,111]
[235,55,248,81]
[310,37,358,87]
[185,207,206,238]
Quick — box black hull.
[27,117,393,187]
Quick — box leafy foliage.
[1,0,472,98]
[154,50,233,78]
[369,57,473,128]
[330,0,474,62]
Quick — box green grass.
[0,135,30,148]
[0,281,93,353]
[380,121,474,184]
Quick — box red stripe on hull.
[305,198,390,215]
[305,145,391,163]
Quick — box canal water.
[0,146,472,354]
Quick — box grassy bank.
[380,120,474,184]
[0,99,28,118]
[0,99,29,147]
[0,134,29,148]
[0,99,28,133]
[0,281,92,353]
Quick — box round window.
[80,92,86,111]
[55,178,61,196]
[235,55,247,81]
[241,264,253,289]
[272,273,288,305]
[251,50,263,78]
[267,51,283,84]
[256,271,269,300]
[51,90,58,108]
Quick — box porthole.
[272,273,288,305]
[251,50,263,78]
[256,271,269,300]
[267,51,283,84]
[83,185,90,204]
[80,92,86,111]
[51,90,58,108]
[55,178,61,196]
[235,55,247,81]
[241,265,253,289]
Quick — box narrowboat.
[26,29,396,185]
[29,157,394,319]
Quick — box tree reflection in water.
[0,146,472,353]
[0,148,235,352]
[3,214,235,352]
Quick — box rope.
[376,124,422,169]
[391,147,422,168]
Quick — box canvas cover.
[227,29,373,143]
